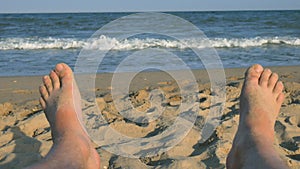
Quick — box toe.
[39,85,49,100]
[50,70,60,89]
[273,81,284,94]
[245,64,264,84]
[54,63,73,86]
[259,68,272,86]
[43,75,53,93]
[54,63,73,78]
[277,93,285,104]
[39,97,46,109]
[268,73,279,89]
[54,63,65,75]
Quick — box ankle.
[244,121,275,143]
[236,128,276,156]
[240,110,275,139]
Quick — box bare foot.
[226,64,287,169]
[29,63,100,169]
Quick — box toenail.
[254,66,261,73]
[56,64,63,72]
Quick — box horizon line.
[0,8,299,14]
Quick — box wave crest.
[0,35,299,50]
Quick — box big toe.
[245,64,264,84]
[54,63,74,86]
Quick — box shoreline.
[1,65,299,104]
[1,64,300,78]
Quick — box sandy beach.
[0,66,299,169]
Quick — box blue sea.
[0,11,299,76]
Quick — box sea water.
[0,11,299,76]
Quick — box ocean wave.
[0,37,85,50]
[0,35,299,50]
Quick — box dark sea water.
[0,11,299,76]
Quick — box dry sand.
[0,66,299,169]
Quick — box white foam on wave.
[0,37,85,50]
[0,35,299,50]
[210,37,300,48]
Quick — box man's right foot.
[227,64,287,169]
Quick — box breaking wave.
[0,35,299,50]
